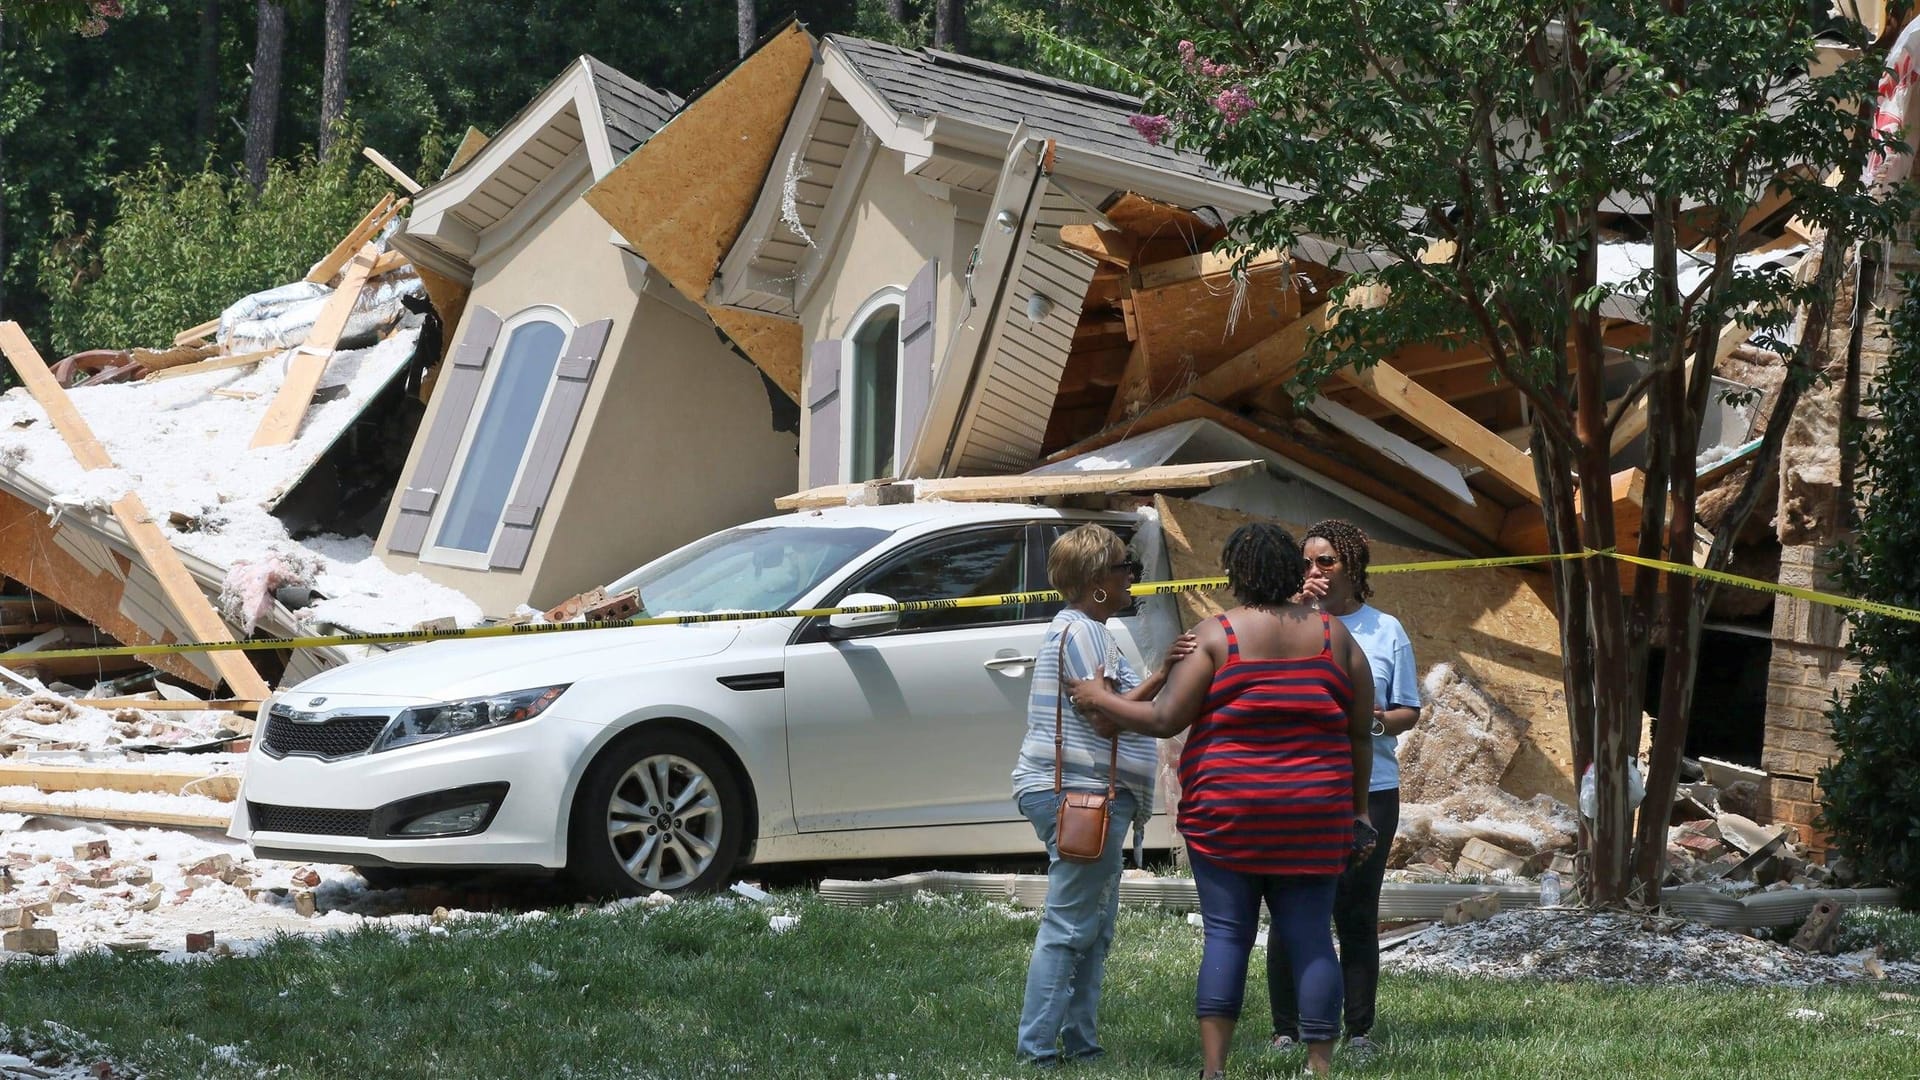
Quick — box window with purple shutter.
[897,260,936,474]
[805,338,842,489]
[388,305,504,556]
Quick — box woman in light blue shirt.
[1268,519,1421,1062]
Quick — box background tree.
[1042,0,1909,904]
[318,0,347,154]
[242,0,285,189]
[1819,272,1920,908]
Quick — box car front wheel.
[567,730,744,897]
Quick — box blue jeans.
[1189,850,1342,1042]
[1015,787,1139,1065]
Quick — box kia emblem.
[307,696,327,708]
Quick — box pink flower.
[1178,40,1199,70]
[1213,86,1255,124]
[1178,39,1231,78]
[93,0,124,16]
[1128,113,1173,147]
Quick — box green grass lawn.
[2,894,1915,1079]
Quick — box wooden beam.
[1057,224,1137,267]
[1335,360,1541,502]
[1186,302,1332,405]
[0,762,241,801]
[1135,247,1287,292]
[141,348,281,383]
[362,146,423,194]
[171,317,221,347]
[775,460,1263,511]
[444,126,491,178]
[305,195,402,285]
[1499,468,1644,554]
[369,249,411,277]
[0,323,272,700]
[0,796,231,830]
[252,245,378,449]
[0,696,260,712]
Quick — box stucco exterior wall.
[797,149,969,487]
[377,180,794,617]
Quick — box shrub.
[37,143,388,355]
[1818,271,1920,910]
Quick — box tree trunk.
[736,0,756,58]
[243,0,286,191]
[0,11,7,321]
[319,0,350,157]
[885,0,906,22]
[935,0,964,50]
[193,0,221,150]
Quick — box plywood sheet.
[584,23,814,402]
[1155,495,1575,803]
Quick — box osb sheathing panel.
[583,24,813,402]
[1155,495,1575,803]
[0,490,211,689]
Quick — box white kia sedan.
[231,503,1174,894]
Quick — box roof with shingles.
[826,36,1236,186]
[583,55,683,159]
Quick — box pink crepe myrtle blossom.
[1128,113,1173,147]
[1178,39,1232,78]
[1213,86,1255,124]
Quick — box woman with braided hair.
[1067,522,1375,1079]
[1269,518,1422,1063]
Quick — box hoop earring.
[1092,587,1109,604]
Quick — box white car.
[231,503,1173,894]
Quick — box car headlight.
[371,685,569,753]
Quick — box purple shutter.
[389,305,503,555]
[898,261,937,474]
[805,338,842,489]
[490,318,614,571]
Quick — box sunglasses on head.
[1306,554,1339,569]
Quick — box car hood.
[289,623,745,701]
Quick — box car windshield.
[606,526,891,616]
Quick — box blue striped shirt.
[1011,609,1158,822]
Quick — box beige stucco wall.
[797,148,972,487]
[377,178,796,617]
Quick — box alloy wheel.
[604,752,725,891]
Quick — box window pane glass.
[850,309,899,482]
[436,320,567,553]
[846,527,1027,632]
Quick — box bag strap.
[1054,622,1119,799]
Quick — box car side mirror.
[827,592,901,639]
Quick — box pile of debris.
[1386,908,1918,986]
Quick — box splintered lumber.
[251,245,378,449]
[774,460,1262,511]
[0,696,261,712]
[171,317,222,347]
[1335,360,1541,503]
[141,348,281,383]
[0,762,241,801]
[1134,247,1287,292]
[1057,224,1137,267]
[0,796,231,830]
[444,126,491,177]
[305,195,400,285]
[1186,302,1332,405]
[361,146,423,194]
[369,249,411,277]
[0,323,271,701]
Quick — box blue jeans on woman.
[1188,849,1342,1042]
[1015,787,1138,1065]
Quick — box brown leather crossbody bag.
[1054,626,1118,864]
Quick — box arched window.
[846,294,902,483]
[432,309,573,559]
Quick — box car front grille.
[260,708,392,760]
[248,802,374,837]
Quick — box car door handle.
[983,655,1037,670]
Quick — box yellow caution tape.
[1,547,1906,667]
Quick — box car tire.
[566,729,745,897]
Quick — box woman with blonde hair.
[1010,522,1194,1067]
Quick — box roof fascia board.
[791,126,878,312]
[924,113,1272,218]
[471,150,593,266]
[711,66,833,311]
[571,58,619,179]
[393,210,481,269]
[387,229,475,285]
[821,41,934,162]
[408,60,600,244]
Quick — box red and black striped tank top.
[1176,611,1356,875]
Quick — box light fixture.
[1026,293,1055,323]
[995,209,1019,234]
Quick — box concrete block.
[2,927,57,955]
[184,931,216,953]
[1442,893,1501,926]
[72,840,110,861]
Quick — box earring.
[1092,587,1108,604]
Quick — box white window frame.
[840,287,906,484]
[421,304,577,570]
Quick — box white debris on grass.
[0,321,482,637]
[0,694,243,752]
[1387,909,1920,987]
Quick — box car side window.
[839,526,1029,633]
